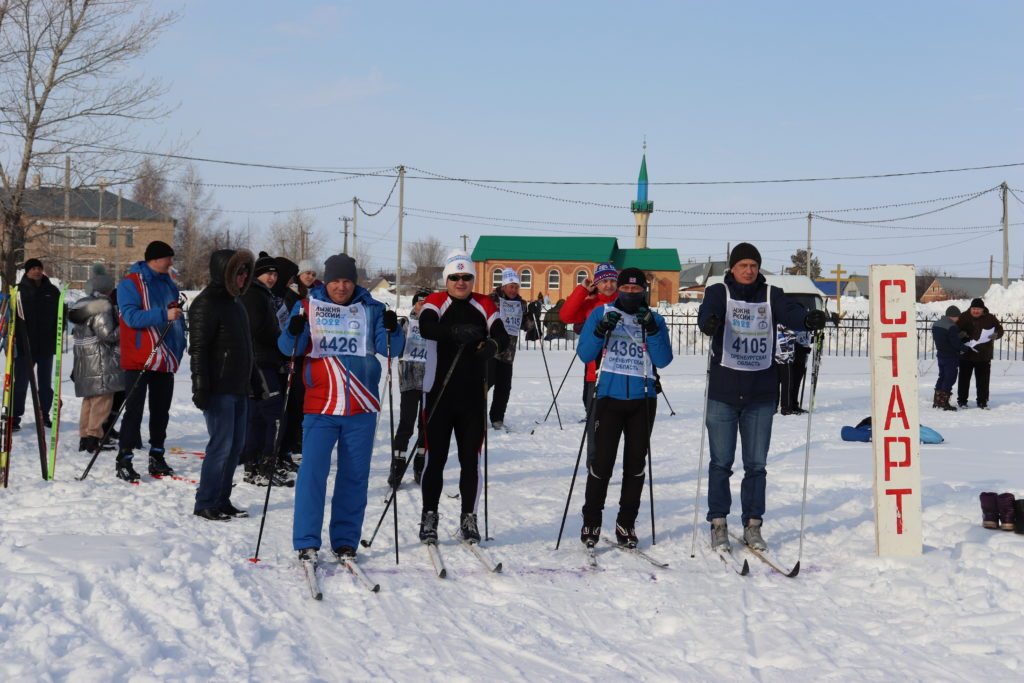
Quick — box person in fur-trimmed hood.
[68,267,125,454]
[188,249,257,520]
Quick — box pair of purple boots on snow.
[979,492,1020,531]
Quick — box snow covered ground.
[2,349,1024,681]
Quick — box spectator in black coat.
[189,249,256,520]
[13,258,62,431]
[956,298,1004,409]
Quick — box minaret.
[630,143,653,249]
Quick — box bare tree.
[267,209,323,264]
[169,163,235,289]
[131,156,174,217]
[0,0,178,287]
[406,236,444,289]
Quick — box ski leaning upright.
[0,288,15,487]
[46,284,69,480]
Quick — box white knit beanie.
[442,250,474,280]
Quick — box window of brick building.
[548,269,560,289]
[492,268,502,289]
[576,269,588,286]
[519,268,532,289]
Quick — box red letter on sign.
[884,384,910,431]
[886,488,913,534]
[884,436,912,481]
[880,331,907,378]
[880,280,907,324]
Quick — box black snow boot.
[997,493,1016,531]
[980,492,999,529]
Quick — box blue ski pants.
[292,412,377,552]
[706,399,775,525]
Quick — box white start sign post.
[870,264,922,556]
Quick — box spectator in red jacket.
[558,262,617,465]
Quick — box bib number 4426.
[319,336,359,354]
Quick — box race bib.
[602,305,646,378]
[308,298,368,358]
[499,298,523,337]
[721,288,774,371]
[401,318,428,363]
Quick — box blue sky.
[132,1,1024,277]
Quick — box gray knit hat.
[323,253,357,283]
[945,305,961,317]
[297,259,317,276]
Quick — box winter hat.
[297,259,317,277]
[144,240,174,261]
[500,268,520,286]
[442,250,474,279]
[254,251,278,277]
[323,253,358,283]
[945,305,961,317]
[412,288,432,305]
[85,264,114,295]
[594,262,618,284]
[616,267,648,289]
[23,258,43,271]
[970,298,985,309]
[728,242,762,269]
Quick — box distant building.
[919,276,997,303]
[679,260,729,299]
[470,152,682,304]
[814,279,864,299]
[19,186,174,286]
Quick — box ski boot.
[419,510,439,544]
[710,518,731,552]
[115,451,141,483]
[743,519,768,551]
[333,545,357,560]
[580,524,601,548]
[387,450,409,489]
[148,448,175,476]
[460,512,481,544]
[615,522,638,548]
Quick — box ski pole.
[793,329,825,574]
[530,354,576,435]
[77,315,178,481]
[385,330,399,565]
[641,326,656,546]
[361,344,465,549]
[656,372,677,416]
[483,365,490,540]
[555,331,612,550]
[250,327,303,564]
[688,349,714,558]
[533,311,562,430]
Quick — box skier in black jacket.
[189,249,256,520]
[416,250,509,544]
[13,258,62,431]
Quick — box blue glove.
[595,310,621,337]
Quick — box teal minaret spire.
[630,139,653,248]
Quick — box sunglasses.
[447,274,474,282]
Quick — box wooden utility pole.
[116,190,122,278]
[460,234,469,251]
[352,197,358,257]
[989,255,993,286]
[1001,182,1009,287]
[395,166,405,310]
[341,216,350,253]
[63,156,70,280]
[829,263,851,316]
[806,213,813,277]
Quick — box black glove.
[475,338,499,361]
[382,310,398,332]
[192,389,208,411]
[804,309,828,331]
[700,314,722,336]
[594,310,621,337]
[387,453,410,490]
[635,307,659,335]
[450,323,486,346]
[288,314,306,335]
[830,312,841,327]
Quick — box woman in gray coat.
[69,270,125,452]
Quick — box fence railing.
[522,313,1024,361]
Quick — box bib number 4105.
[731,337,768,354]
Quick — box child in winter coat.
[68,268,124,453]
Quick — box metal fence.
[522,313,1024,361]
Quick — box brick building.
[20,187,174,286]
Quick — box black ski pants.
[243,366,285,465]
[957,357,992,406]
[487,359,514,423]
[393,389,423,454]
[421,383,485,514]
[582,396,656,529]
[118,370,174,453]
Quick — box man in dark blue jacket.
[931,305,965,411]
[698,243,827,553]
[576,268,672,549]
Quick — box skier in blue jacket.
[576,268,672,548]
[698,243,827,553]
